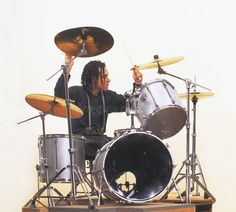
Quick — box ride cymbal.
[25,94,83,118]
[178,92,214,100]
[131,56,184,70]
[54,26,114,57]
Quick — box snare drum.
[136,78,187,139]
[38,134,85,182]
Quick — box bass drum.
[92,131,173,203]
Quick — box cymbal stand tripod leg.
[24,167,70,208]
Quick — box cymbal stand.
[154,56,212,204]
[18,112,56,207]
[61,65,95,210]
[188,84,216,201]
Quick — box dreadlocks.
[81,60,106,91]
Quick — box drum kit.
[18,26,215,210]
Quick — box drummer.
[54,54,143,160]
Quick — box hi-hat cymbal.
[25,94,83,118]
[54,26,114,57]
[131,56,184,70]
[178,92,214,100]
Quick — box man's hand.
[132,66,143,86]
[65,54,75,74]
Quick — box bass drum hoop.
[93,131,173,203]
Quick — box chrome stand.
[153,55,215,204]
[18,112,56,207]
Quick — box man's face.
[97,67,110,91]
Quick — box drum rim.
[94,131,173,203]
[38,134,85,139]
[137,105,187,139]
[140,104,187,119]
[139,78,175,89]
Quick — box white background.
[1,0,235,211]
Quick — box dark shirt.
[54,74,126,135]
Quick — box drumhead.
[136,79,187,139]
[93,132,173,203]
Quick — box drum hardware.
[124,87,140,129]
[178,90,215,199]
[54,63,95,209]
[153,60,215,203]
[122,92,142,195]
[18,112,55,207]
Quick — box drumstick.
[121,42,142,81]
[121,41,135,66]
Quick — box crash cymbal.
[178,91,214,100]
[54,26,114,57]
[25,94,83,118]
[131,56,184,70]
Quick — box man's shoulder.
[70,85,85,96]
[70,85,83,90]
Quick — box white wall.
[1,0,235,211]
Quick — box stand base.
[160,194,214,211]
[22,199,195,212]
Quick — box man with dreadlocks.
[54,54,143,160]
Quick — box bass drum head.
[94,132,173,203]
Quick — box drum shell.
[38,134,85,182]
[136,79,187,139]
[92,131,173,203]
